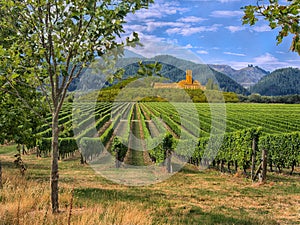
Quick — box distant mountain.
[71,54,250,94]
[209,64,269,89]
[123,49,145,59]
[117,55,249,95]
[251,68,300,96]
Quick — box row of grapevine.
[35,102,300,174]
[79,103,135,162]
[259,132,300,174]
[37,138,77,159]
[191,128,261,171]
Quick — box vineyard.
[35,102,300,177]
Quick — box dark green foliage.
[259,132,300,173]
[100,114,121,146]
[38,138,52,156]
[111,137,128,166]
[190,128,262,170]
[251,68,300,96]
[0,88,47,148]
[163,133,174,151]
[243,0,300,55]
[149,133,176,168]
[38,138,78,158]
[79,138,104,162]
[59,138,78,157]
[238,93,300,103]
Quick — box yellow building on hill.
[153,70,206,90]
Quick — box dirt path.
[124,104,152,166]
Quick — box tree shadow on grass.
[175,205,277,225]
[74,187,167,205]
[73,187,278,225]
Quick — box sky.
[123,0,300,71]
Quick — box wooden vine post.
[261,149,268,182]
[251,137,257,181]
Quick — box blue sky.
[123,0,299,71]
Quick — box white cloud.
[224,51,246,56]
[276,51,287,54]
[126,1,189,21]
[210,10,244,18]
[197,50,209,54]
[251,53,300,70]
[123,24,147,33]
[184,44,193,49]
[286,59,300,64]
[177,16,206,23]
[253,53,278,64]
[251,25,272,32]
[145,21,186,32]
[226,26,245,33]
[126,33,204,64]
[166,24,220,36]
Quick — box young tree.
[112,137,127,168]
[162,133,174,173]
[0,0,153,213]
[242,0,300,55]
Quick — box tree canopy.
[243,0,300,55]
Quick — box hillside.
[209,64,269,89]
[251,67,300,96]
[117,55,249,95]
[70,55,249,95]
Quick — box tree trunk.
[290,160,295,175]
[115,149,120,168]
[166,149,172,173]
[0,161,3,189]
[227,161,231,173]
[80,153,85,164]
[234,160,238,172]
[22,144,27,155]
[220,160,225,172]
[51,112,60,213]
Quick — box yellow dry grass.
[0,173,153,225]
[0,149,299,225]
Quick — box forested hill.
[117,55,249,95]
[251,68,300,96]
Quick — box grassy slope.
[0,145,299,225]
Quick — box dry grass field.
[0,145,299,225]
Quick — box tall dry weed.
[0,174,153,225]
